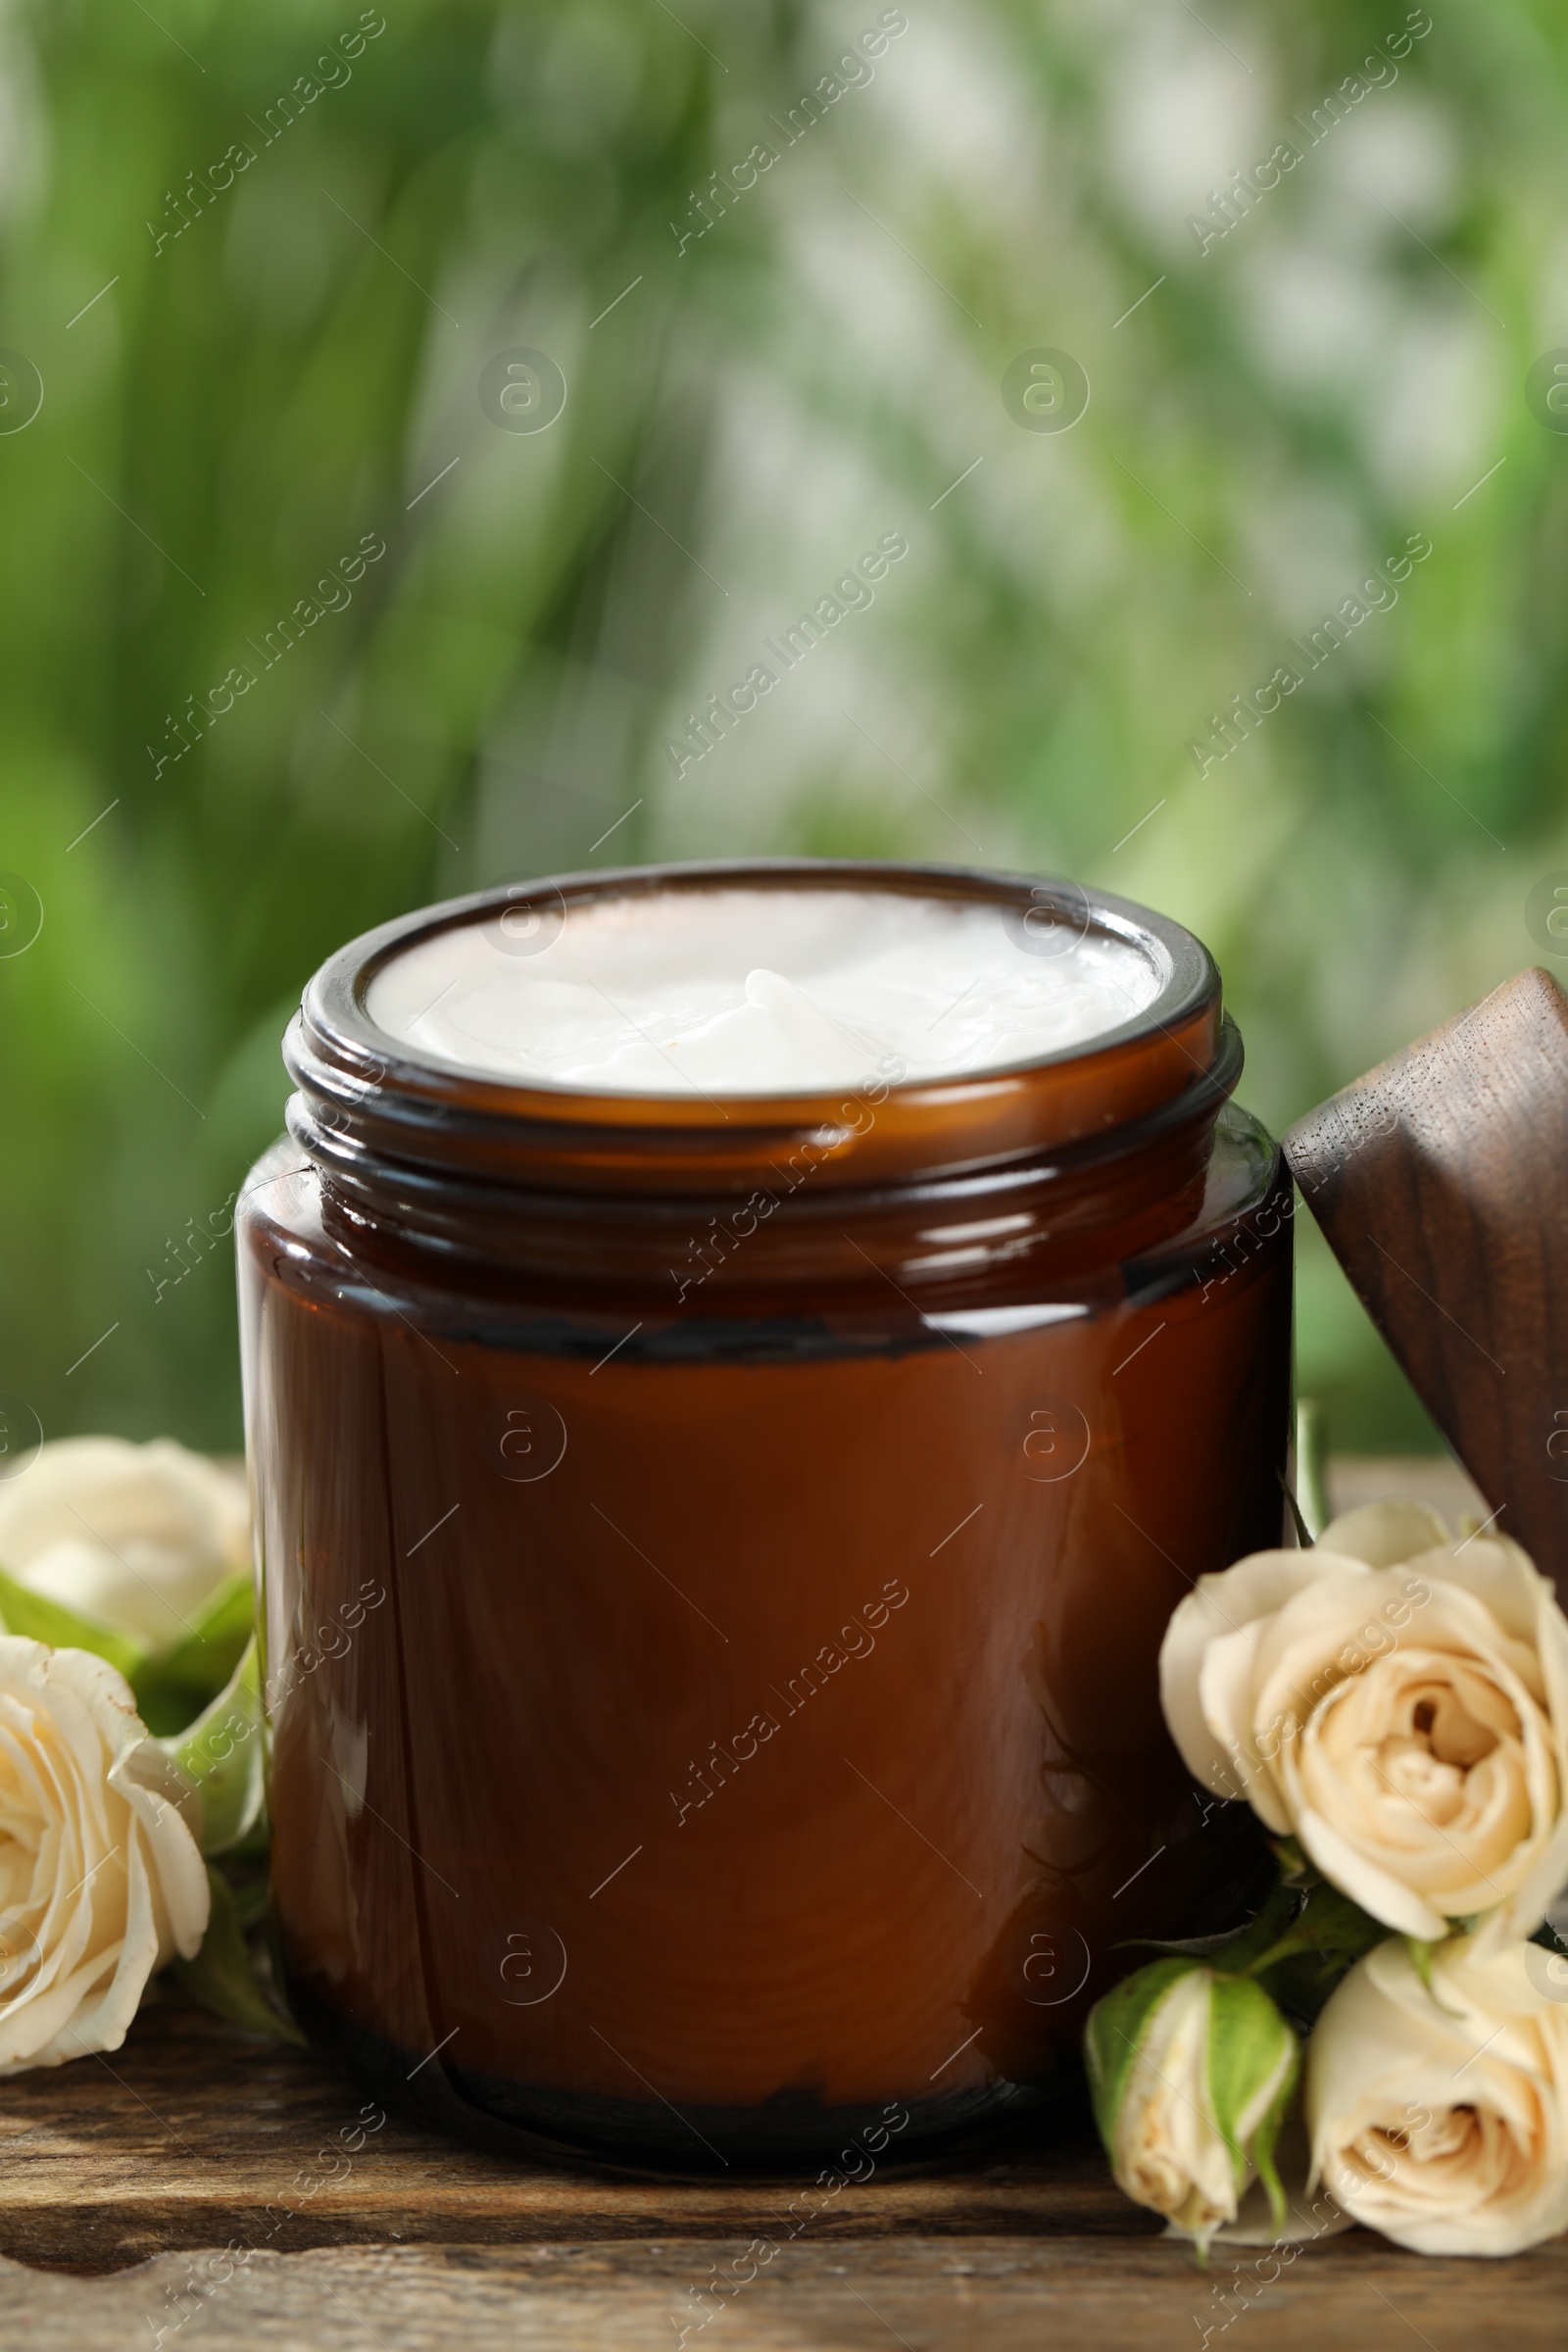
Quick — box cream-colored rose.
[0,1637,208,2070]
[1159,1501,1568,1941]
[0,1437,248,1647]
[1086,1960,1298,2248]
[1307,1934,1568,2256]
[1114,1970,1240,2239]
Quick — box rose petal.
[1293,1804,1448,1939]
[0,1637,209,2073]
[1418,1536,1554,1661]
[1160,1551,1353,1794]
[1307,1936,1568,2257]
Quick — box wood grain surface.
[5,1973,1563,2352]
[0,1982,1140,2276]
[4,2234,1563,2351]
[1285,968,1568,1592]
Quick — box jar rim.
[287,859,1226,1197]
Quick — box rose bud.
[1085,1958,1298,2248]
[0,1436,249,1649]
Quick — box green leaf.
[174,1864,304,2046]
[1083,1958,1195,2158]
[1205,1975,1299,2230]
[128,1572,255,1737]
[0,1565,145,1681]
[163,1637,266,1855]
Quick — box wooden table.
[7,1456,1556,2350]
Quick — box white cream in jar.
[366,884,1163,1097]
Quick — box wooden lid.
[1284,966,1568,1591]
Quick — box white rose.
[1085,1959,1298,2249]
[1159,1500,1568,1942]
[0,1437,249,1648]
[0,1637,208,2071]
[1307,1934,1568,2256]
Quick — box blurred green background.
[0,0,1559,1457]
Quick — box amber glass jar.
[238,859,1290,2172]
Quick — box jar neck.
[283,862,1236,1305]
[290,1019,1243,1307]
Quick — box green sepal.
[128,1572,254,1736]
[1253,1870,1386,1966]
[1402,1933,1468,2019]
[1277,1468,1313,1550]
[1121,1876,1298,1976]
[162,1637,266,1855]
[1250,1864,1388,2029]
[1205,1973,1299,2230]
[173,1864,304,2046]
[1404,1935,1440,1995]
[1251,2060,1298,2235]
[0,1565,255,1740]
[0,1565,144,1680]
[1083,1958,1195,2158]
[1129,1845,1387,2034]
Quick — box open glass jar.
[238,859,1291,2171]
